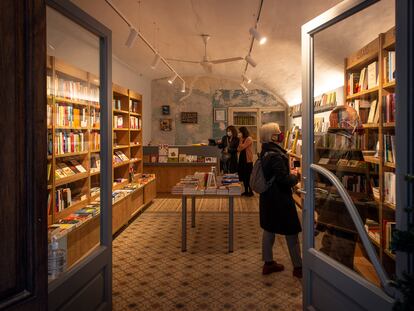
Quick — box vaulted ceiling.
[71,0,394,105]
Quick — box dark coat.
[259,142,302,235]
[218,135,239,173]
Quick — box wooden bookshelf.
[47,56,154,276]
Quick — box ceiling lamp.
[245,55,257,67]
[181,81,186,93]
[240,82,248,93]
[151,53,161,69]
[242,73,252,84]
[249,27,267,45]
[168,73,178,84]
[125,27,138,48]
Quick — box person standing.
[217,125,239,174]
[258,123,302,278]
[237,126,254,196]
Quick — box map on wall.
[181,112,198,124]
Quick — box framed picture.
[162,105,170,115]
[214,108,227,122]
[181,112,198,124]
[160,119,172,131]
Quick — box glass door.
[301,0,398,310]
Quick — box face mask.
[237,133,243,138]
[227,131,232,137]
[271,132,284,143]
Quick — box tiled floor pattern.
[113,198,302,310]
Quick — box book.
[367,61,378,89]
[358,67,367,91]
[367,100,378,123]
[69,160,87,173]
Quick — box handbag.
[221,137,232,162]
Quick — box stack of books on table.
[217,186,229,195]
[228,183,242,195]
[205,187,218,195]
[221,174,239,185]
[183,185,198,195]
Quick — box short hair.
[260,123,281,143]
[238,126,250,139]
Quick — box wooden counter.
[143,163,217,193]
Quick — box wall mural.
[151,76,286,145]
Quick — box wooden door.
[0,0,48,310]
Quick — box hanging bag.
[250,152,276,194]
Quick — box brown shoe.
[262,262,285,275]
[293,267,302,278]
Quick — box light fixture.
[249,27,267,45]
[245,55,257,67]
[151,53,161,69]
[181,81,186,93]
[125,27,138,48]
[242,73,252,84]
[168,73,178,84]
[240,82,248,93]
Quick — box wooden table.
[180,194,239,253]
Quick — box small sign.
[181,112,198,124]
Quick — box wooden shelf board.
[91,149,100,153]
[54,97,90,107]
[384,249,396,260]
[55,198,89,221]
[363,156,380,165]
[383,122,395,128]
[113,128,129,131]
[383,80,396,89]
[368,235,381,248]
[362,123,379,129]
[129,129,142,132]
[287,152,302,159]
[130,159,142,164]
[113,161,130,168]
[384,162,396,169]
[320,163,368,174]
[55,151,88,158]
[55,126,89,130]
[55,172,89,186]
[91,127,100,130]
[89,103,101,109]
[113,109,129,115]
[346,87,379,100]
[129,112,141,116]
[90,170,100,176]
[383,201,396,210]
[130,144,142,148]
[113,180,129,190]
[113,145,130,150]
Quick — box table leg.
[182,195,187,252]
[229,196,234,253]
[191,196,196,228]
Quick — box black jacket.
[218,135,239,173]
[259,142,302,235]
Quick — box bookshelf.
[287,27,396,286]
[47,56,156,276]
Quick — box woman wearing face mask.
[258,123,302,278]
[217,125,239,174]
[237,126,254,196]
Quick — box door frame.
[45,1,113,310]
[301,0,400,309]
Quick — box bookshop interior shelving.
[47,56,156,274]
[286,26,396,286]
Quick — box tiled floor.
[113,197,303,310]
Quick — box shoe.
[262,262,285,275]
[293,267,302,279]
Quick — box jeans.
[262,230,302,268]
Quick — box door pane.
[310,0,396,285]
[47,6,101,282]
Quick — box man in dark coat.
[258,123,302,278]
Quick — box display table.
[179,194,239,253]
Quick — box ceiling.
[70,0,395,105]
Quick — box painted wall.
[151,76,287,145]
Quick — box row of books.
[130,116,142,130]
[90,154,101,173]
[130,100,140,113]
[55,160,87,179]
[113,115,126,128]
[90,132,100,151]
[347,61,378,95]
[90,107,100,128]
[234,115,256,126]
[384,134,396,163]
[384,50,396,83]
[364,218,396,253]
[113,151,129,164]
[347,99,379,124]
[318,158,368,169]
[339,174,369,193]
[55,132,86,155]
[113,99,123,111]
[316,132,366,150]
[383,93,395,123]
[314,92,337,107]
[314,117,329,133]
[179,184,242,196]
[47,76,99,102]
[384,172,396,205]
[56,104,88,128]
[55,187,87,213]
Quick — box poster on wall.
[181,112,198,124]
[160,118,172,131]
[214,108,227,122]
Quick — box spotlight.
[168,73,178,84]
[249,27,267,45]
[151,53,161,69]
[125,27,138,48]
[245,55,257,67]
[242,73,252,84]
[181,81,186,93]
[240,82,248,93]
